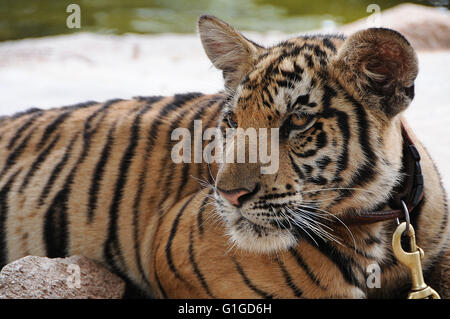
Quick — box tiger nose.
[217,184,259,207]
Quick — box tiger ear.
[332,28,418,117]
[198,15,263,91]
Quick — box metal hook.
[392,222,440,299]
[400,200,411,236]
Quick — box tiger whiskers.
[278,206,320,246]
[285,206,343,247]
[201,204,224,230]
[190,175,216,191]
[294,204,357,250]
[224,234,240,257]
[206,162,217,185]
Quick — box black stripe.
[87,125,115,222]
[316,156,331,170]
[344,242,379,260]
[19,134,61,193]
[147,94,200,153]
[291,149,318,158]
[344,94,376,187]
[0,127,37,180]
[289,153,305,180]
[165,194,196,283]
[280,69,302,83]
[308,175,327,185]
[60,100,98,111]
[153,243,168,299]
[47,99,115,215]
[41,101,116,257]
[153,94,206,214]
[320,84,349,184]
[83,99,120,139]
[36,111,72,150]
[302,164,313,177]
[277,259,303,297]
[79,100,121,218]
[43,182,70,258]
[292,94,310,108]
[304,236,365,291]
[289,248,326,289]
[189,226,215,297]
[131,99,164,288]
[364,233,382,246]
[232,257,273,299]
[304,53,314,69]
[275,80,288,88]
[160,106,194,204]
[197,189,213,236]
[135,95,196,257]
[7,110,44,150]
[315,131,327,149]
[133,96,164,104]
[197,99,224,184]
[173,98,217,203]
[103,103,154,275]
[314,45,327,58]
[10,107,42,119]
[0,169,22,268]
[322,38,337,53]
[333,111,350,182]
[38,134,79,207]
[172,92,203,107]
[130,94,204,286]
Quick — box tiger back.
[0,94,224,295]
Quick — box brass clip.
[392,222,440,299]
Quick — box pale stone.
[0,255,125,299]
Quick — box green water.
[0,0,447,41]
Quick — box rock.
[0,255,125,299]
[338,3,450,50]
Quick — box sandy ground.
[0,30,449,193]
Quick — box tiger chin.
[0,14,448,299]
[216,192,299,254]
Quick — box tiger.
[0,15,448,299]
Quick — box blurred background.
[1,0,448,41]
[0,1,449,190]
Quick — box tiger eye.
[290,114,310,127]
[225,112,238,128]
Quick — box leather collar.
[340,122,424,226]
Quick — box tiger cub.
[0,15,448,298]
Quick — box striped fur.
[0,16,448,298]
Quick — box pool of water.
[0,0,447,41]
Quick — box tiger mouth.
[232,209,295,236]
[234,214,274,230]
[225,207,299,253]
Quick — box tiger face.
[198,15,418,253]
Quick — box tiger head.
[198,15,418,253]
